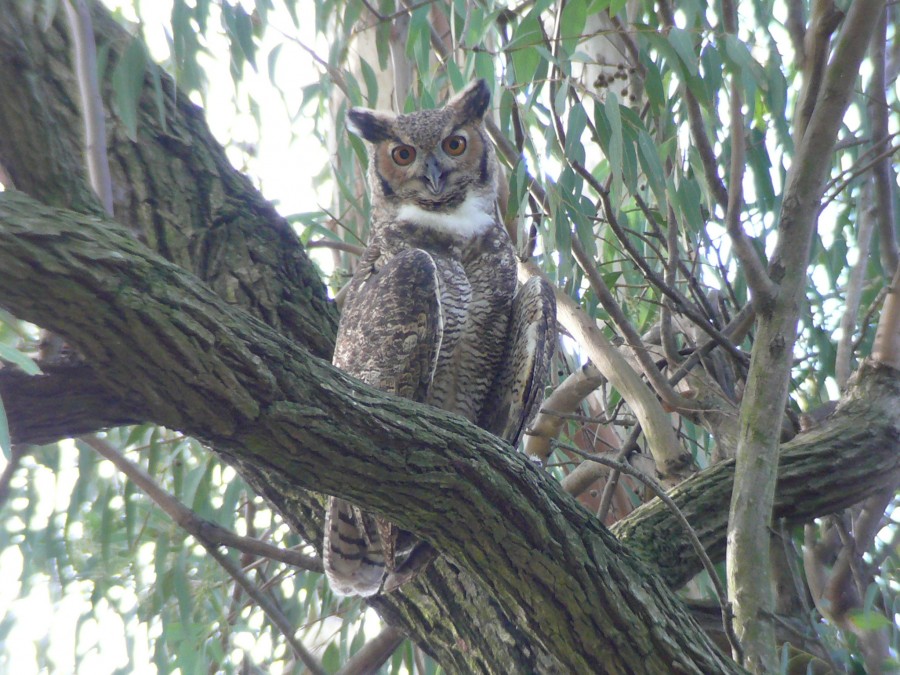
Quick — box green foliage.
[1,0,897,672]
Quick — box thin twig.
[724,77,775,303]
[85,435,326,673]
[597,185,748,364]
[661,207,682,366]
[82,436,323,574]
[307,239,366,256]
[835,181,877,388]
[556,440,743,662]
[595,426,641,522]
[572,235,701,411]
[336,625,406,675]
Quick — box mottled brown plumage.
[324,80,556,596]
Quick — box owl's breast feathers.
[341,214,517,422]
[326,80,557,596]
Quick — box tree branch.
[0,188,738,674]
[727,1,885,668]
[613,358,900,590]
[560,441,742,662]
[63,0,113,214]
[80,434,323,573]
[867,8,899,276]
[1,363,142,445]
[84,435,326,673]
[724,79,775,304]
[518,259,693,479]
[336,626,406,675]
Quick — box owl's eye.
[391,145,417,166]
[442,135,467,156]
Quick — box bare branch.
[724,81,775,303]
[728,1,887,668]
[872,265,900,370]
[558,441,743,662]
[524,362,606,462]
[868,9,899,276]
[81,435,323,573]
[336,626,406,675]
[596,426,641,522]
[836,181,877,388]
[84,435,326,674]
[519,260,692,479]
[307,239,366,256]
[794,0,844,143]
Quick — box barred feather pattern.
[325,80,556,596]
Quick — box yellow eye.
[442,135,467,156]
[391,145,416,166]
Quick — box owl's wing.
[324,247,443,596]
[332,246,443,401]
[479,276,557,447]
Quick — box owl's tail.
[323,497,388,596]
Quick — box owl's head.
[347,80,498,216]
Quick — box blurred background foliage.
[0,0,897,672]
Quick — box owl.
[324,80,556,596]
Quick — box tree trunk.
[1,3,898,672]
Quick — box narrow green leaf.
[267,43,282,87]
[667,27,699,77]
[643,59,666,113]
[559,0,587,56]
[0,394,9,460]
[359,58,379,107]
[636,129,667,209]
[507,12,544,82]
[322,642,341,672]
[101,484,114,566]
[604,93,624,201]
[0,342,42,375]
[111,36,147,141]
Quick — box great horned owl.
[324,80,556,596]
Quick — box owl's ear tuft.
[347,108,396,143]
[448,79,491,124]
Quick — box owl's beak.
[424,156,445,195]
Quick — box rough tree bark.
[0,190,740,673]
[0,2,897,673]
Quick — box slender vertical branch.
[660,207,683,366]
[868,9,899,276]
[836,182,877,388]
[727,1,886,671]
[724,82,775,303]
[63,0,113,214]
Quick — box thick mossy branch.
[613,360,900,588]
[0,3,338,359]
[0,190,738,673]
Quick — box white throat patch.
[397,193,495,239]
